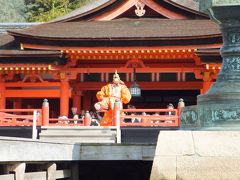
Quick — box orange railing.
[120,108,179,127]
[0,109,42,126]
[0,101,182,128]
[0,108,180,127]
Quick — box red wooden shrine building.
[0,0,222,118]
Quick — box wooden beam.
[21,43,222,51]
[72,81,203,90]
[75,62,198,67]
[5,82,61,87]
[63,67,204,73]
[5,90,61,98]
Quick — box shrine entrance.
[127,90,200,109]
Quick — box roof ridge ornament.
[135,1,146,17]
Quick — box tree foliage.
[25,0,89,22]
[0,0,26,22]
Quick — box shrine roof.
[9,19,221,41]
[0,50,63,57]
[0,34,18,50]
[196,48,222,63]
[0,50,66,64]
[52,0,203,22]
[196,48,220,56]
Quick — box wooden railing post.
[42,99,49,126]
[177,98,185,126]
[113,99,121,143]
[84,111,91,126]
[32,110,37,140]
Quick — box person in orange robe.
[94,71,132,126]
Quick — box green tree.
[25,0,89,22]
[0,0,26,22]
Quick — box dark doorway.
[128,90,199,109]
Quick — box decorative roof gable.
[53,0,207,22]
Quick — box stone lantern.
[197,0,240,126]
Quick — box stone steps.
[39,126,117,143]
[40,130,116,135]
[40,137,116,144]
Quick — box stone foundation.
[151,131,240,179]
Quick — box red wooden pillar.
[72,90,82,114]
[0,80,6,109]
[42,99,49,126]
[60,79,70,116]
[200,72,213,94]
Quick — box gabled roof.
[52,0,206,22]
[9,19,220,40]
[8,19,221,48]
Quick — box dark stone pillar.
[196,1,240,127]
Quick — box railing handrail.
[122,108,178,113]
[117,108,180,127]
[0,109,42,112]
[0,109,42,126]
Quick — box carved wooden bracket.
[124,59,148,68]
[193,69,217,81]
[22,74,45,82]
[52,71,78,81]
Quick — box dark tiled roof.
[0,34,14,44]
[0,50,63,57]
[52,0,203,23]
[196,48,220,56]
[196,48,222,63]
[0,34,17,49]
[9,19,221,40]
[0,50,66,64]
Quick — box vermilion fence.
[0,109,42,126]
[120,108,179,127]
[0,104,181,127]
